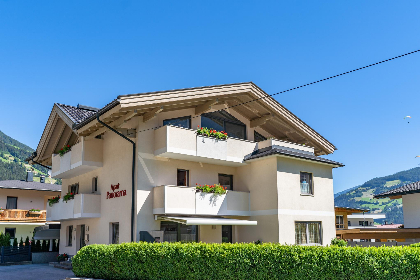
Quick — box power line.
[136,49,420,134]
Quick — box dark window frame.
[177,169,189,186]
[92,177,98,193]
[111,222,119,244]
[6,196,18,209]
[300,172,313,195]
[68,183,79,195]
[222,225,233,243]
[218,174,233,191]
[68,225,73,246]
[163,116,192,129]
[160,221,198,243]
[201,111,247,140]
[254,130,267,142]
[5,228,16,239]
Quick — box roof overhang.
[75,82,336,156]
[334,206,369,213]
[34,229,60,240]
[161,216,258,226]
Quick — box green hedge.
[72,242,420,280]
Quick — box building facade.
[0,178,60,243]
[29,82,343,255]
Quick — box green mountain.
[334,167,420,224]
[0,130,61,184]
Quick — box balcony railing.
[51,137,103,179]
[153,185,251,216]
[46,193,101,221]
[0,209,46,222]
[154,126,258,166]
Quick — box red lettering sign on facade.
[107,183,127,199]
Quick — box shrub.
[19,237,24,247]
[72,242,420,280]
[25,236,30,247]
[411,243,420,247]
[0,232,11,247]
[196,126,228,140]
[48,196,60,207]
[195,183,227,194]
[330,238,348,247]
[12,237,18,247]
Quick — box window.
[92,177,98,193]
[68,183,79,194]
[201,111,246,140]
[348,221,351,227]
[222,225,232,243]
[359,221,368,227]
[6,197,17,209]
[295,222,322,245]
[67,226,73,246]
[111,223,119,244]
[163,116,191,129]
[5,228,16,239]
[218,174,233,191]
[336,215,344,229]
[300,172,313,195]
[177,169,189,186]
[161,221,197,242]
[254,131,267,142]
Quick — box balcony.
[51,137,103,179]
[154,126,258,166]
[0,209,46,223]
[46,193,101,221]
[153,185,251,216]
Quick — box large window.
[201,111,246,140]
[336,215,344,229]
[163,116,191,129]
[6,197,17,209]
[67,226,73,246]
[111,223,119,244]
[300,172,313,195]
[5,228,16,240]
[359,221,368,227]
[177,169,189,186]
[222,225,232,243]
[254,131,267,142]
[218,174,233,191]
[161,221,197,242]
[68,183,79,195]
[295,222,322,245]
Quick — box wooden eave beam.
[143,106,163,123]
[86,110,138,140]
[195,99,218,115]
[250,114,273,128]
[389,195,402,199]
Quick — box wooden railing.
[0,209,47,222]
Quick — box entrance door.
[78,225,86,250]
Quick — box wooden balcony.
[0,209,47,222]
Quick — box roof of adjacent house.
[334,206,369,213]
[56,103,97,125]
[0,180,61,192]
[244,146,344,167]
[374,181,420,198]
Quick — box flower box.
[196,135,227,160]
[0,209,4,214]
[28,210,41,215]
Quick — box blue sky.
[0,1,419,193]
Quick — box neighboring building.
[0,175,61,243]
[334,206,367,229]
[374,181,420,242]
[28,82,343,255]
[347,213,386,229]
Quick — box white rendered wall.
[403,193,420,228]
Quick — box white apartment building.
[28,82,343,255]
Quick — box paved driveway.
[0,264,75,280]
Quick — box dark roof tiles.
[56,103,97,125]
[374,181,420,198]
[0,180,61,192]
[244,146,344,167]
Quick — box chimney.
[40,175,46,183]
[26,171,33,182]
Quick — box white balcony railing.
[153,185,251,216]
[51,137,103,179]
[154,126,257,166]
[46,193,101,221]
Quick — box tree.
[19,237,23,247]
[13,237,18,247]
[0,232,11,247]
[35,240,41,252]
[25,236,30,247]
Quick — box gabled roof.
[32,82,339,166]
[374,181,420,199]
[244,146,344,167]
[0,180,61,192]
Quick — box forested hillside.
[0,130,61,184]
[335,167,420,224]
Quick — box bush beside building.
[72,242,420,280]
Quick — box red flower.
[70,193,73,195]
[67,145,70,148]
[60,148,63,151]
